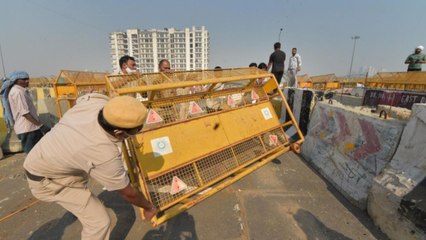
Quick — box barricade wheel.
[290,143,301,154]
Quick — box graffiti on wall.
[312,107,383,166]
[304,103,404,205]
[363,90,426,109]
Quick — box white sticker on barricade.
[261,107,273,120]
[151,136,173,157]
[170,176,188,195]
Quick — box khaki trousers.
[27,176,111,240]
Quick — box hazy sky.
[0,0,425,77]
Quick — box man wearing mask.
[24,94,157,240]
[405,45,426,71]
[118,55,139,74]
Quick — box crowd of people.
[114,42,304,89]
[248,42,302,88]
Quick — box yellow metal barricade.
[105,68,304,226]
[297,74,313,89]
[365,72,426,90]
[310,74,338,90]
[29,77,55,88]
[53,70,108,117]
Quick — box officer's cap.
[103,96,147,129]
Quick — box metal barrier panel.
[53,70,108,117]
[304,72,426,91]
[366,72,426,91]
[105,68,304,226]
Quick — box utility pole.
[278,28,283,43]
[348,36,360,77]
[0,43,6,78]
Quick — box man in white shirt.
[5,71,48,153]
[288,48,302,88]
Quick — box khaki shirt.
[24,93,129,191]
[8,85,41,134]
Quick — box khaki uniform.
[24,93,129,240]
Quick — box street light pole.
[348,36,360,77]
[278,28,283,43]
[0,43,6,78]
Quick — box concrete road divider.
[301,101,406,209]
[281,88,314,138]
[368,103,426,240]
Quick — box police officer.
[24,94,157,240]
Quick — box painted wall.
[301,102,406,209]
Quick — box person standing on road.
[267,42,286,87]
[288,48,302,88]
[0,71,49,153]
[405,45,426,71]
[24,94,157,240]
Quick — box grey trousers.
[288,69,298,88]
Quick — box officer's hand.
[143,207,158,221]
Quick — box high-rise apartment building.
[110,26,209,73]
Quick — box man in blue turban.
[1,71,47,153]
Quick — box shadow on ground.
[29,191,136,240]
[294,209,352,240]
[142,212,198,240]
[298,155,389,240]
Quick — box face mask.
[125,67,138,74]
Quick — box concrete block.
[363,89,426,110]
[36,98,60,128]
[281,88,314,137]
[302,102,406,209]
[368,104,426,239]
[376,105,411,121]
[2,131,23,153]
[368,181,423,240]
[334,94,364,107]
[351,87,365,97]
